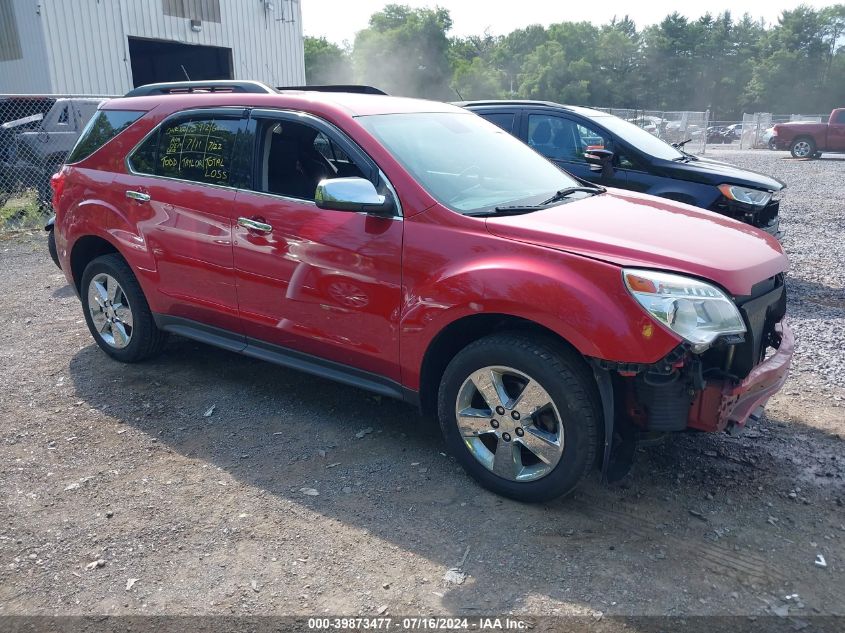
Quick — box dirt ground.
[0,150,843,623]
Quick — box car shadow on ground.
[51,284,76,299]
[66,337,845,615]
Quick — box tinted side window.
[253,119,365,201]
[129,116,243,187]
[66,110,145,163]
[833,110,845,124]
[478,112,515,133]
[527,114,610,163]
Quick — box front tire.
[438,333,601,502]
[80,254,167,362]
[790,137,816,159]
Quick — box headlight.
[718,184,772,207]
[623,269,746,352]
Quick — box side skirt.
[154,314,418,405]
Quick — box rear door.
[118,108,249,333]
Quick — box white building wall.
[40,0,129,94]
[1,0,305,95]
[0,0,50,93]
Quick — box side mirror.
[585,148,615,178]
[315,177,395,216]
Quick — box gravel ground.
[0,150,843,621]
[712,150,845,394]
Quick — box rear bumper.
[688,323,794,432]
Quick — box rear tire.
[790,137,816,159]
[47,229,60,269]
[80,254,167,362]
[437,333,601,502]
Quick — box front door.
[231,110,403,381]
[828,110,845,151]
[523,113,628,189]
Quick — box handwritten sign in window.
[155,118,241,185]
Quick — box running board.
[154,314,416,404]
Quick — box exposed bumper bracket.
[592,364,637,483]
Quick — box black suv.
[460,101,784,236]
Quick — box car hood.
[665,155,785,191]
[485,189,788,296]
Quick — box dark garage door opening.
[129,37,233,87]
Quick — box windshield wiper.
[465,206,541,217]
[467,186,606,217]
[540,185,605,206]
[671,138,696,161]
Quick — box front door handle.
[125,190,150,202]
[238,217,273,233]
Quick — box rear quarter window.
[66,110,145,164]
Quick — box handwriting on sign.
[161,121,230,182]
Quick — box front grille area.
[710,198,780,230]
[700,274,786,379]
[756,199,780,227]
[735,281,787,376]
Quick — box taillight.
[50,167,67,212]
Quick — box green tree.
[304,36,352,85]
[518,41,592,103]
[640,13,698,111]
[352,4,454,99]
[591,17,642,107]
[451,56,504,100]
[313,4,845,117]
[744,5,841,113]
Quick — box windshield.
[596,115,685,161]
[357,112,580,214]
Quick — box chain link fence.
[0,94,113,227]
[739,113,773,149]
[739,112,828,149]
[593,108,710,154]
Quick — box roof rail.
[276,85,387,96]
[124,80,276,97]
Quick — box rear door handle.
[125,190,150,202]
[238,217,273,233]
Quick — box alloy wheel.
[455,365,564,482]
[87,273,134,349]
[793,141,811,157]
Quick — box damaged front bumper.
[687,323,794,432]
[711,198,782,238]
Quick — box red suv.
[51,81,793,501]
